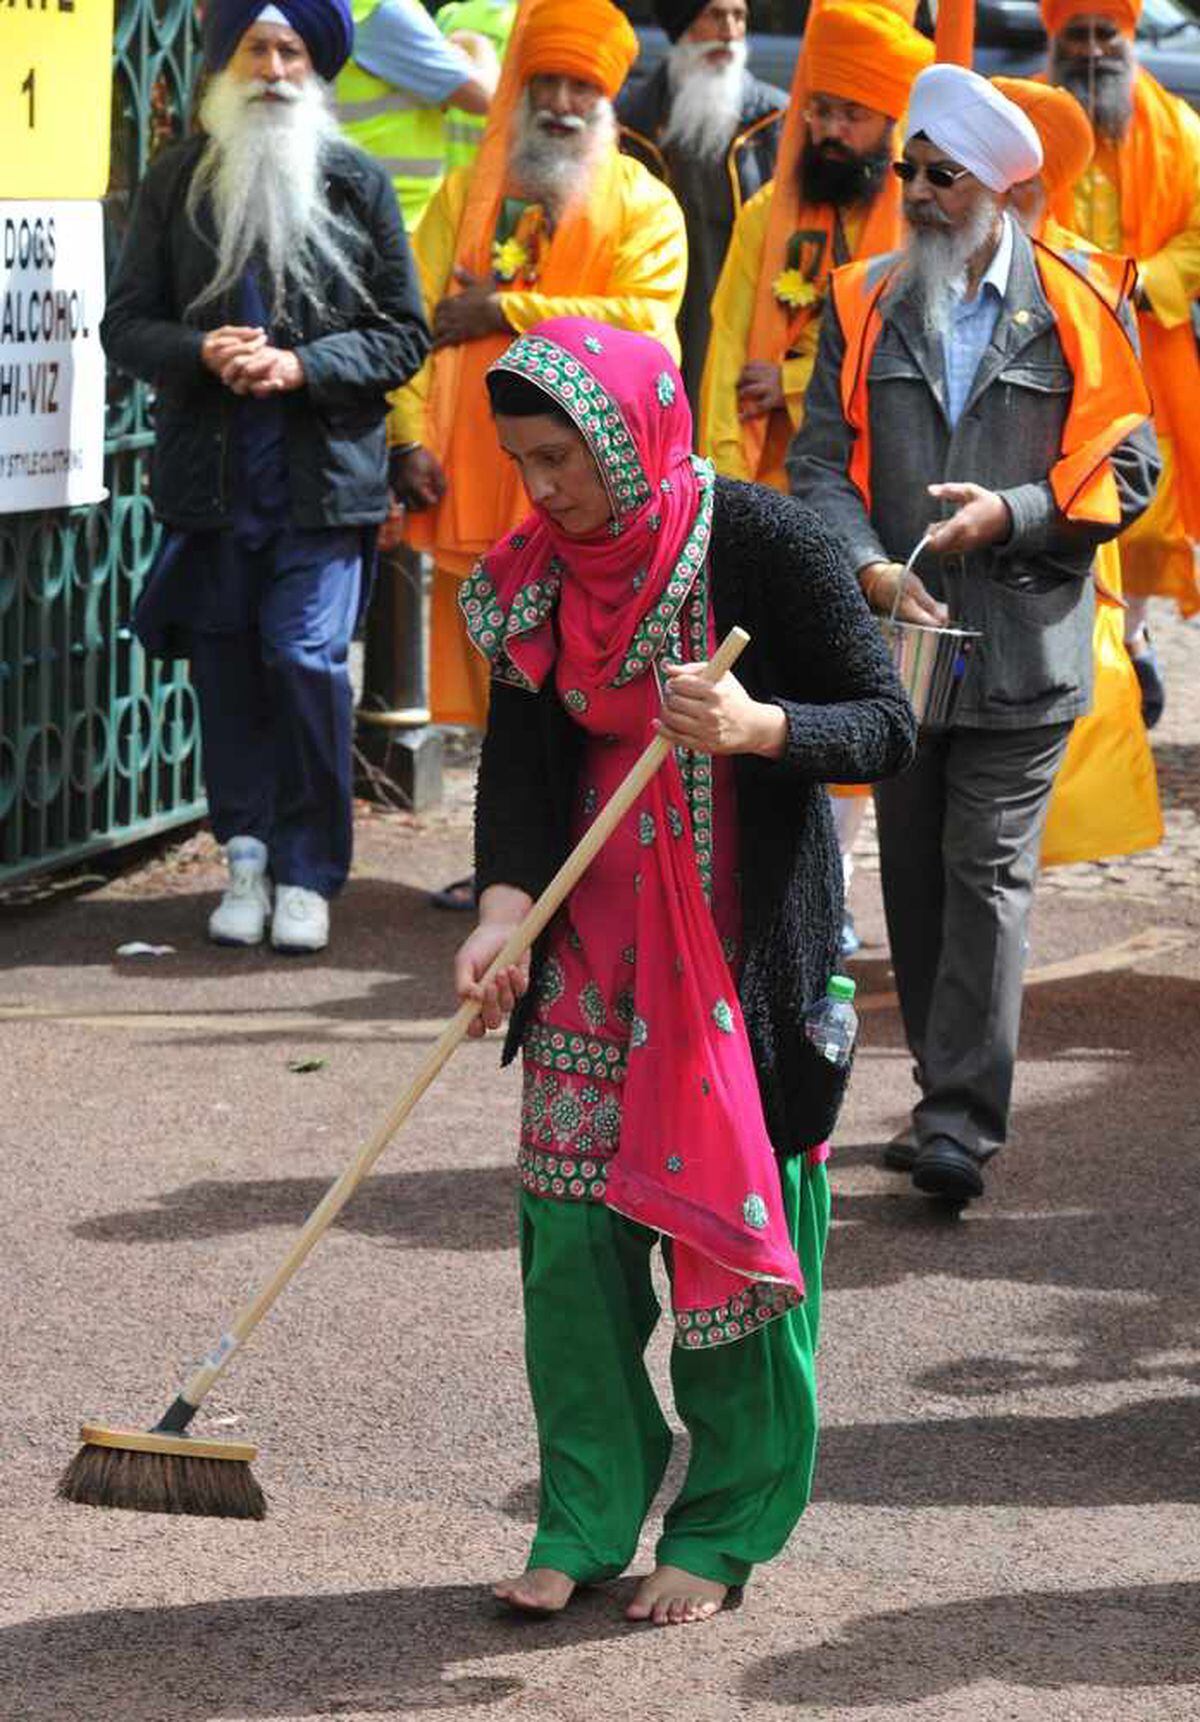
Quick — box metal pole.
[356,543,444,812]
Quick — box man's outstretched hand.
[925,482,1011,555]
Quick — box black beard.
[797,134,893,209]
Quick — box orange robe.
[701,186,906,492]
[1051,69,1200,616]
[390,151,686,726]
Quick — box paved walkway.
[1,603,1198,1722]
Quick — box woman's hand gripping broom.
[58,627,751,1519]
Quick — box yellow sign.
[2,1,114,199]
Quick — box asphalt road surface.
[2,611,1198,1722]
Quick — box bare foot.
[625,1564,729,1626]
[492,1567,576,1614]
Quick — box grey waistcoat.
[787,223,1161,730]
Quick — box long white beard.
[1049,37,1136,142]
[892,196,1004,338]
[507,90,616,220]
[187,71,369,322]
[661,39,748,164]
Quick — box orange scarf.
[739,0,926,478]
[1049,68,1200,532]
[408,0,633,565]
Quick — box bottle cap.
[828,975,856,1002]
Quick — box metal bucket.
[878,534,981,730]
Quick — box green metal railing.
[0,0,205,884]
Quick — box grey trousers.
[874,721,1072,1158]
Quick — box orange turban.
[1041,0,1142,38]
[993,77,1095,193]
[805,1,935,122]
[516,0,639,98]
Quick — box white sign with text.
[0,200,107,513]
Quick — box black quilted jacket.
[475,478,916,1155]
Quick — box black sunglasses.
[892,159,971,189]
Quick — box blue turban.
[204,0,355,82]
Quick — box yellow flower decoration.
[492,236,532,283]
[772,268,820,311]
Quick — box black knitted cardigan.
[474,477,917,1156]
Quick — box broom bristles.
[58,1441,266,1519]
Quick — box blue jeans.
[189,526,362,898]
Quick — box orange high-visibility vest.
[831,236,1151,528]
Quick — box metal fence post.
[355,543,444,812]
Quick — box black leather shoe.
[881,1125,918,1172]
[912,1135,984,1204]
[1129,636,1166,729]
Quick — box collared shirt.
[354,0,471,104]
[943,214,1014,427]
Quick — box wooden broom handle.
[179,626,751,1407]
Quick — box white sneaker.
[208,836,272,946]
[271,885,329,953]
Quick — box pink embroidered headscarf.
[462,318,805,1340]
[464,317,710,693]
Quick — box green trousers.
[519,1154,831,1589]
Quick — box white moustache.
[534,109,587,133]
[906,204,954,230]
[242,77,303,104]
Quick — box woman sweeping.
[453,318,914,1626]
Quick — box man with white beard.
[789,65,1159,1207]
[619,0,785,408]
[389,0,685,783]
[1042,0,1200,725]
[102,0,430,952]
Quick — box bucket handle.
[888,532,935,624]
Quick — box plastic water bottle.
[805,975,858,1067]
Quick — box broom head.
[58,1423,267,1519]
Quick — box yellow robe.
[390,153,687,500]
[703,187,877,802]
[1067,100,1200,613]
[1038,215,1163,866]
[1041,535,1163,865]
[390,154,686,726]
[700,184,866,492]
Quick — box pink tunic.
[519,587,807,1348]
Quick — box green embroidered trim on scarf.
[612,460,715,687]
[674,1282,803,1349]
[666,554,715,902]
[459,556,565,691]
[492,333,653,517]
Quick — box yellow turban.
[993,76,1095,194]
[1041,0,1142,38]
[516,0,639,99]
[805,1,935,122]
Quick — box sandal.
[429,874,477,912]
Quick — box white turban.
[905,64,1044,193]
